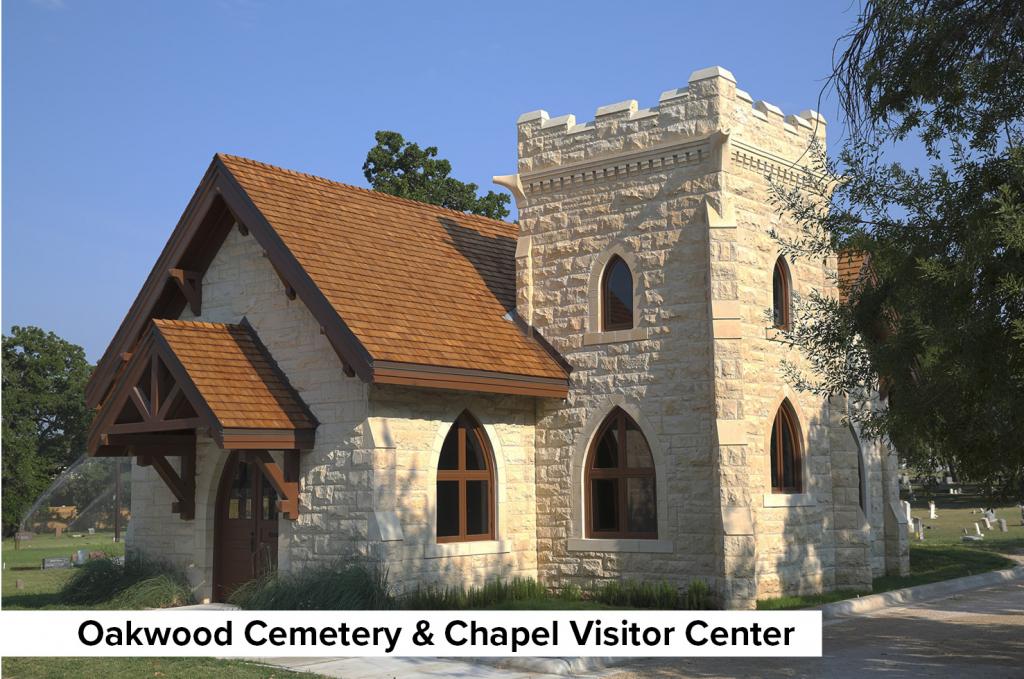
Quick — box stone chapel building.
[86,66,909,609]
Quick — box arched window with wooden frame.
[436,412,495,542]
[601,255,634,331]
[770,400,802,493]
[772,256,792,330]
[585,408,657,538]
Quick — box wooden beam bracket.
[148,449,196,520]
[251,450,300,520]
[168,268,202,315]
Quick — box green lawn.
[2,531,125,609]
[1,657,313,679]
[758,494,1024,610]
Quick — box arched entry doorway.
[213,454,280,601]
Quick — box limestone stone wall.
[514,66,900,607]
[129,226,369,601]
[365,384,538,594]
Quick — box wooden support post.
[252,450,300,520]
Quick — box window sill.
[566,538,673,553]
[762,493,816,508]
[424,539,511,559]
[583,327,648,346]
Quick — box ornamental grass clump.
[399,576,548,610]
[58,555,193,609]
[228,561,392,610]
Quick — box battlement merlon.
[506,66,827,180]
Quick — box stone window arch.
[601,255,635,331]
[585,407,657,538]
[436,411,495,542]
[770,399,803,493]
[773,256,792,330]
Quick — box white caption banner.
[0,610,822,657]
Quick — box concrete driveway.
[607,580,1024,679]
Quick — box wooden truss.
[88,329,308,520]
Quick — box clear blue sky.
[3,0,859,362]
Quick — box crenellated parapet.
[503,66,827,202]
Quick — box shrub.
[58,556,193,609]
[229,561,392,610]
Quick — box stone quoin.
[86,65,908,610]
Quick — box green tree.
[363,130,511,220]
[2,326,93,534]
[771,0,1024,500]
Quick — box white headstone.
[929,501,937,519]
[975,522,983,535]
[962,527,969,535]
[902,500,913,525]
[999,519,1008,533]
[914,518,925,540]
[945,476,953,484]
[982,516,993,529]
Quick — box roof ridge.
[216,153,516,230]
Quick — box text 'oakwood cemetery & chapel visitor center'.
[86,66,908,608]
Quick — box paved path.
[607,580,1024,679]
[251,580,1024,678]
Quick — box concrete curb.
[818,564,1024,619]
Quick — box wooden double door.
[213,454,280,601]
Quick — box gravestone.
[42,557,72,570]
[902,501,913,525]
[963,527,969,535]
[914,518,925,540]
[929,501,938,519]
[982,516,993,529]
[999,519,1008,533]
[54,526,63,537]
[962,535,983,542]
[87,528,95,535]
[15,579,24,590]
[945,476,953,485]
[975,522,984,535]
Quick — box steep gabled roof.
[86,154,569,409]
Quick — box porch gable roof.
[88,319,317,456]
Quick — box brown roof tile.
[837,250,868,304]
[217,154,567,381]
[153,319,315,431]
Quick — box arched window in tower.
[601,255,634,331]
[770,400,802,493]
[585,408,657,538]
[436,412,495,542]
[772,256,792,330]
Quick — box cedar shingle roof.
[217,154,567,381]
[837,250,868,304]
[153,319,315,431]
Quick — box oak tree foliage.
[2,326,93,534]
[363,130,511,220]
[771,0,1024,500]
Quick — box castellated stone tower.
[497,66,907,609]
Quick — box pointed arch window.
[602,255,634,331]
[770,400,802,493]
[436,412,495,542]
[772,256,792,330]
[585,408,657,538]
